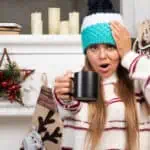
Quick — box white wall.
[121,0,150,37]
[0,117,32,150]
[121,0,135,37]
[134,0,150,33]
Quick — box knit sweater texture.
[54,51,150,150]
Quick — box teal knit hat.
[81,13,124,54]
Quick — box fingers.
[111,22,121,43]
[110,21,131,43]
[55,78,70,88]
[54,70,73,101]
[111,21,121,33]
[110,21,131,58]
[55,87,71,95]
[111,21,125,31]
[111,21,130,36]
[111,27,120,41]
[64,70,74,78]
[56,94,72,100]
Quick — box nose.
[98,47,107,59]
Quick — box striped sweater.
[54,51,150,150]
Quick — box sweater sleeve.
[121,51,150,105]
[52,89,82,119]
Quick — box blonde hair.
[133,19,150,57]
[83,56,139,150]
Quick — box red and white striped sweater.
[54,51,150,150]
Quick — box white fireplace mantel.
[0,35,81,44]
[0,35,84,117]
[0,35,82,54]
[0,101,35,117]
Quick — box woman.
[54,1,150,150]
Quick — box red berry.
[1,81,8,88]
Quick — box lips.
[99,63,110,72]
[100,64,109,68]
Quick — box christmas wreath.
[0,48,35,105]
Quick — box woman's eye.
[107,46,115,51]
[91,47,98,52]
[107,47,113,50]
[90,44,99,49]
[90,48,96,52]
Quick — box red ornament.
[1,81,8,88]
[9,84,21,91]
[7,80,13,86]
[11,85,17,91]
[15,84,21,89]
[0,48,35,105]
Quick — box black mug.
[71,71,99,102]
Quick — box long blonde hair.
[84,56,139,150]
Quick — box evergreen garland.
[0,48,35,105]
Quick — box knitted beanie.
[81,0,124,54]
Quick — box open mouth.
[100,64,110,68]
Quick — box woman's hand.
[111,21,132,58]
[54,71,73,102]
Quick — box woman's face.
[86,44,120,79]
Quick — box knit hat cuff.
[81,23,115,53]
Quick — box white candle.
[69,12,79,34]
[60,21,69,34]
[48,8,60,34]
[31,12,43,34]
[31,12,42,22]
[31,20,43,35]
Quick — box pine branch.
[0,49,33,105]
